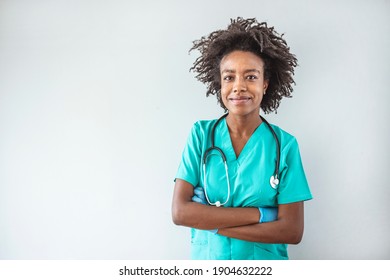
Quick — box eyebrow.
[221,69,261,74]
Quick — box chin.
[227,109,260,118]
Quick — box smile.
[228,96,252,104]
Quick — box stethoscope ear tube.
[202,113,230,207]
[210,113,229,147]
[260,116,281,188]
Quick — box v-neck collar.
[219,118,265,164]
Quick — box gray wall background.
[1,0,389,259]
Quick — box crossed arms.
[172,178,304,244]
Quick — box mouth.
[228,96,252,104]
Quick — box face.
[220,50,268,117]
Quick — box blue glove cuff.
[259,207,278,223]
[192,187,207,205]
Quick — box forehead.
[220,50,264,71]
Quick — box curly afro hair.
[189,17,298,114]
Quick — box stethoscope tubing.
[202,113,281,207]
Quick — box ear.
[263,80,269,92]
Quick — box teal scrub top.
[175,118,313,260]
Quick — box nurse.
[172,17,313,260]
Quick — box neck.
[225,112,262,137]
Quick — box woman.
[172,17,312,260]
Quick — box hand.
[192,186,218,234]
[192,186,208,205]
[258,207,278,223]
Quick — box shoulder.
[268,123,294,140]
[183,119,219,145]
[190,118,219,135]
[267,123,299,151]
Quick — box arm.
[171,179,259,230]
[218,202,305,244]
[172,179,305,244]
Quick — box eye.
[246,75,258,80]
[223,75,234,82]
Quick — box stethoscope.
[202,113,280,207]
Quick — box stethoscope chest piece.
[270,175,279,189]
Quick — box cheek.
[219,90,229,107]
[220,92,228,106]
[220,85,229,98]
[220,79,233,92]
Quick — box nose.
[233,76,246,93]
